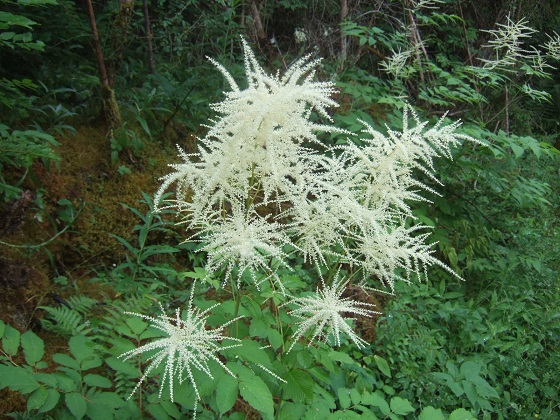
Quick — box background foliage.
[0,0,558,418]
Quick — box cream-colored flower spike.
[480,15,543,72]
[119,283,242,417]
[287,273,380,351]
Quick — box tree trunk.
[84,0,122,133]
[143,0,155,74]
[250,1,266,43]
[340,0,348,67]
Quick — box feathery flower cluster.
[480,15,548,73]
[119,283,242,414]
[156,39,475,294]
[545,32,560,60]
[287,273,380,351]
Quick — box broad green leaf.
[27,386,48,411]
[249,318,268,338]
[0,12,36,29]
[267,329,284,350]
[34,373,57,387]
[21,330,44,365]
[374,355,392,378]
[337,388,351,409]
[0,320,5,337]
[53,372,78,392]
[235,339,271,366]
[418,406,446,420]
[328,350,356,365]
[239,369,274,420]
[333,410,364,419]
[66,392,87,419]
[283,369,314,403]
[510,143,524,158]
[69,335,95,362]
[278,402,307,420]
[361,391,390,415]
[350,388,361,405]
[37,388,60,413]
[81,355,102,370]
[390,396,414,415]
[83,374,112,388]
[105,356,138,377]
[52,353,80,370]
[471,375,499,399]
[2,323,20,356]
[0,365,40,393]
[125,317,149,336]
[88,392,125,409]
[216,374,238,415]
[448,408,476,420]
[160,399,182,417]
[459,361,481,380]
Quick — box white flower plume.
[341,105,477,216]
[119,283,242,412]
[287,273,380,351]
[155,40,478,294]
[195,199,292,291]
[480,15,548,73]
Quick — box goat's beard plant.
[124,39,479,412]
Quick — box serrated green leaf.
[350,388,361,405]
[0,365,40,393]
[83,374,112,388]
[0,320,5,337]
[459,361,481,380]
[81,355,102,370]
[249,318,268,338]
[328,350,356,365]
[471,375,499,399]
[160,399,182,418]
[27,386,48,411]
[52,353,80,370]
[21,330,44,365]
[125,316,149,336]
[105,356,138,377]
[448,408,476,420]
[216,374,238,415]
[2,324,20,356]
[374,355,392,378]
[390,396,414,415]
[267,329,284,350]
[53,372,78,392]
[283,369,314,403]
[418,406,445,420]
[510,143,524,158]
[239,370,274,420]
[235,339,271,366]
[66,392,87,419]
[278,401,307,420]
[361,391,390,415]
[89,391,125,409]
[69,335,95,362]
[34,373,57,387]
[37,388,60,413]
[337,387,351,409]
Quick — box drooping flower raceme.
[287,273,380,351]
[119,283,242,412]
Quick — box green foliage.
[0,322,128,418]
[1,1,559,418]
[39,295,97,336]
[0,124,59,201]
[106,192,185,290]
